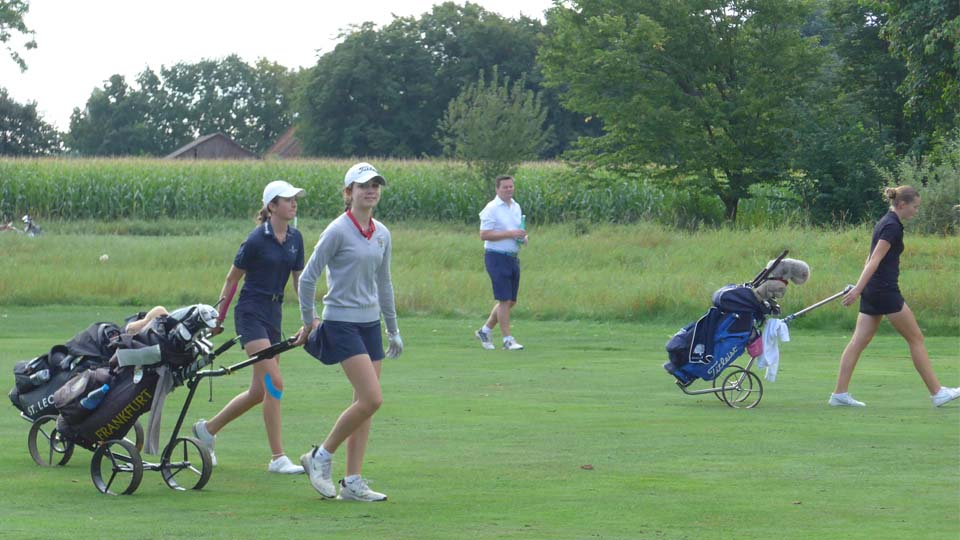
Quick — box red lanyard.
[346,209,375,240]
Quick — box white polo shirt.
[479,196,523,254]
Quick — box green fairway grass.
[1,307,957,540]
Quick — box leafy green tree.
[160,55,294,154]
[822,0,913,154]
[540,0,826,221]
[873,0,959,151]
[297,20,437,156]
[0,0,35,71]
[0,87,61,154]
[68,56,296,156]
[67,75,162,156]
[437,67,552,191]
[297,2,591,157]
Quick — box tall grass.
[1,221,957,334]
[1,158,811,226]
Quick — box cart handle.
[198,337,300,378]
[782,284,854,324]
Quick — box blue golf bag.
[664,284,775,385]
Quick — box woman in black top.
[830,186,959,408]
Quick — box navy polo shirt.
[865,211,903,294]
[234,222,305,305]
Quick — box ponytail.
[343,185,353,212]
[885,185,919,207]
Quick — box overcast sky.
[1,0,555,130]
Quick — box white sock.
[481,325,492,334]
[832,392,847,398]
[503,336,513,343]
[344,474,361,484]
[317,446,332,460]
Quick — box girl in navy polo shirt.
[192,180,307,473]
[830,186,959,408]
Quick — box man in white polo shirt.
[475,175,527,351]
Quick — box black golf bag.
[52,304,219,451]
[8,322,124,420]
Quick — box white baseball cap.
[262,180,305,207]
[344,162,386,187]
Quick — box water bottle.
[516,214,527,246]
[80,384,111,410]
[29,369,50,385]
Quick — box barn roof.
[164,132,256,159]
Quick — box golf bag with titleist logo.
[664,284,775,385]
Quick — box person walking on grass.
[829,185,960,408]
[192,180,307,474]
[295,162,403,502]
[474,175,527,351]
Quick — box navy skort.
[234,302,282,346]
[859,289,905,316]
[305,320,385,366]
[484,250,520,302]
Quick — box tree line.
[1,1,957,224]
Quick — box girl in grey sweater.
[295,162,403,502]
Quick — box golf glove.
[386,332,403,359]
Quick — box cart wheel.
[28,415,74,467]
[90,439,143,495]
[128,420,145,451]
[720,368,763,409]
[161,436,212,491]
[711,364,743,403]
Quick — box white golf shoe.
[337,477,387,502]
[828,393,866,407]
[192,419,218,466]
[931,386,960,408]
[300,447,336,498]
[503,337,524,351]
[475,329,495,350]
[267,455,304,474]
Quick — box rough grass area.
[1,221,957,334]
[0,309,957,540]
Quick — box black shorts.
[234,302,282,346]
[304,320,385,366]
[859,289,904,316]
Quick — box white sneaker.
[475,329,495,350]
[503,338,524,351]
[300,447,335,498]
[337,477,387,502]
[268,455,304,474]
[192,419,217,466]
[828,393,866,407]
[931,387,960,408]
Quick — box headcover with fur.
[753,258,810,302]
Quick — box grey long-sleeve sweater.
[298,213,398,334]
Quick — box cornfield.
[0,157,804,226]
